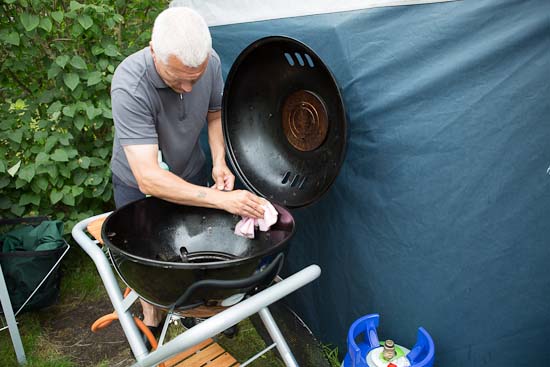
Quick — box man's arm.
[123,143,264,218]
[207,110,235,190]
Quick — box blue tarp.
[211,0,550,365]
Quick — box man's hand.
[212,163,235,191]
[218,190,265,219]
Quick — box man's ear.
[149,42,156,61]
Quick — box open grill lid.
[222,36,347,208]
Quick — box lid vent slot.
[281,171,291,184]
[284,52,295,66]
[290,174,301,187]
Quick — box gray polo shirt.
[110,47,223,188]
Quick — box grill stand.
[72,213,320,367]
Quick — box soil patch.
[39,295,133,367]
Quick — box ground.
[1,246,337,367]
[39,296,133,367]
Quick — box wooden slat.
[163,338,214,367]
[174,343,225,367]
[211,352,240,367]
[87,216,106,244]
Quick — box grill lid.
[222,36,347,208]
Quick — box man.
[110,7,265,342]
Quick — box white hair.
[151,7,211,67]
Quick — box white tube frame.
[72,214,320,367]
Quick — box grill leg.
[258,307,299,367]
[0,264,27,365]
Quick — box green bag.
[0,217,68,313]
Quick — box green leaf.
[20,13,40,32]
[55,55,70,68]
[51,149,69,162]
[72,186,84,196]
[18,165,35,182]
[47,101,63,114]
[1,32,20,46]
[59,164,71,178]
[66,148,78,159]
[58,133,72,145]
[11,204,25,217]
[48,64,62,79]
[68,160,79,171]
[86,104,102,119]
[91,46,104,55]
[74,115,85,131]
[7,160,21,176]
[104,44,118,57]
[35,152,49,165]
[102,190,112,202]
[15,178,26,189]
[63,73,80,91]
[70,23,84,37]
[73,170,86,186]
[0,160,5,173]
[50,189,63,204]
[86,71,102,86]
[35,176,49,191]
[9,130,23,144]
[77,14,93,30]
[102,109,112,119]
[84,174,102,186]
[51,11,64,23]
[0,197,11,210]
[46,164,58,179]
[45,136,58,152]
[38,90,55,104]
[98,59,109,70]
[70,55,87,69]
[89,157,105,167]
[62,193,75,206]
[70,0,85,11]
[39,18,53,32]
[79,156,91,169]
[62,104,76,117]
[20,193,40,206]
[0,177,9,189]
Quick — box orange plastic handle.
[90,288,165,367]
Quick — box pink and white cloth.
[234,202,278,239]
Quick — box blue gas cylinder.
[343,314,434,367]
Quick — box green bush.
[0,0,165,230]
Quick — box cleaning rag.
[234,202,278,239]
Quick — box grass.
[1,243,104,367]
[1,300,76,367]
[322,344,342,367]
[1,240,291,366]
[2,228,336,367]
[216,318,285,367]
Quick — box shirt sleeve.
[111,89,158,146]
[208,54,224,112]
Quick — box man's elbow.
[135,173,156,196]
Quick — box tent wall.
[210,0,550,365]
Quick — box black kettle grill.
[101,36,347,311]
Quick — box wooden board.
[85,216,240,367]
[86,216,106,244]
[163,338,239,367]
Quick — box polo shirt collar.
[145,48,169,89]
